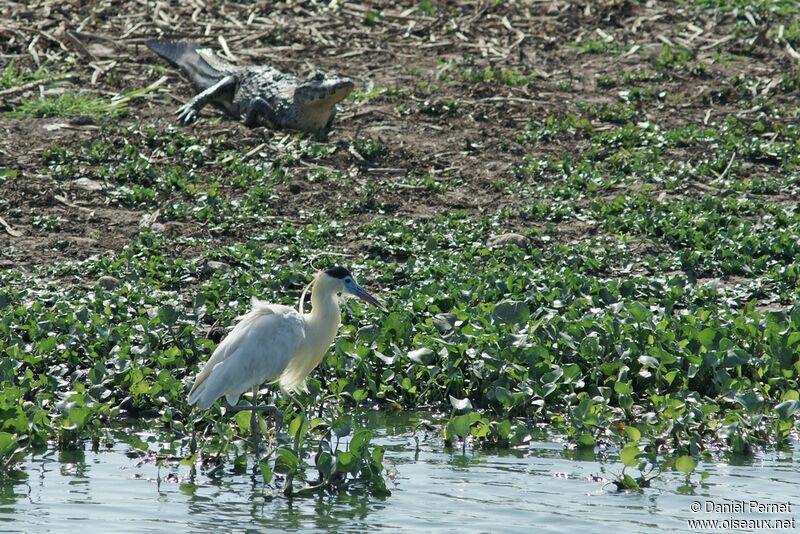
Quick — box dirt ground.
[0,0,796,271]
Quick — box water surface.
[1,412,797,533]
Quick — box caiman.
[146,40,354,135]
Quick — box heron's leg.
[224,395,283,452]
[250,385,259,453]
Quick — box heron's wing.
[187,302,304,409]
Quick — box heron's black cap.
[325,266,352,279]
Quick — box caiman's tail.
[146,40,226,91]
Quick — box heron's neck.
[303,282,342,349]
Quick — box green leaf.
[259,461,273,483]
[637,355,659,368]
[158,304,179,326]
[233,410,251,431]
[349,429,373,456]
[698,328,717,349]
[494,386,514,407]
[0,432,18,456]
[408,348,435,365]
[620,443,640,467]
[288,413,308,441]
[496,419,512,439]
[316,451,333,477]
[774,400,800,420]
[627,302,650,323]
[492,300,530,325]
[371,446,385,466]
[624,426,641,441]
[62,407,89,430]
[675,455,697,474]
[621,473,639,489]
[449,414,472,439]
[614,381,632,395]
[335,450,357,473]
[274,447,299,474]
[448,396,473,412]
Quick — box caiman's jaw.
[293,75,355,133]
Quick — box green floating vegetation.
[0,204,797,485]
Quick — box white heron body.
[187,267,383,410]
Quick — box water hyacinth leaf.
[698,328,717,349]
[288,413,308,440]
[449,414,472,439]
[371,446,384,466]
[233,410,251,431]
[432,313,457,334]
[349,430,373,456]
[259,461,273,483]
[333,423,351,438]
[158,304,179,326]
[0,432,18,457]
[624,426,641,442]
[614,381,632,395]
[274,447,299,473]
[449,396,473,412]
[736,392,764,413]
[496,419,512,439]
[492,301,530,325]
[494,386,514,407]
[627,302,650,323]
[576,433,595,447]
[637,355,658,368]
[542,367,563,385]
[62,407,89,430]
[335,450,357,473]
[620,443,640,467]
[572,397,594,422]
[675,455,697,475]
[774,400,800,420]
[316,451,333,477]
[408,347,435,365]
[621,473,639,489]
[357,325,381,343]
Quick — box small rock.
[96,275,119,290]
[71,178,104,192]
[487,233,528,248]
[204,260,231,274]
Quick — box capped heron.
[188,266,387,450]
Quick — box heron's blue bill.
[348,283,388,312]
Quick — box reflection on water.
[0,411,797,533]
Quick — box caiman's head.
[294,72,355,106]
[292,73,354,134]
